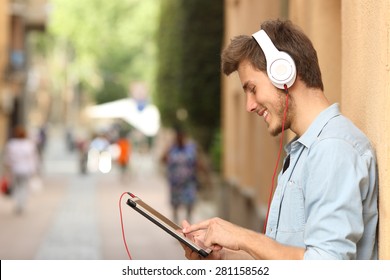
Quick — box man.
[181,19,378,260]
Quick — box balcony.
[9,0,48,31]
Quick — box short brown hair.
[221,19,324,91]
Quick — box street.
[0,126,216,260]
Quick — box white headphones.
[252,29,296,89]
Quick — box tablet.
[126,193,212,258]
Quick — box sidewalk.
[0,127,217,260]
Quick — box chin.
[269,125,283,137]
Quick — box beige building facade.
[0,0,10,147]
[0,0,47,150]
[221,0,390,259]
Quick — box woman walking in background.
[162,127,199,224]
[3,125,40,214]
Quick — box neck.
[289,82,330,137]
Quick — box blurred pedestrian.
[3,125,40,214]
[76,136,90,175]
[116,131,132,183]
[88,132,111,173]
[36,125,47,159]
[162,127,199,224]
[65,127,75,152]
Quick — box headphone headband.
[252,30,296,89]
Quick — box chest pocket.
[277,180,305,233]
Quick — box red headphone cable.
[262,84,290,234]
[119,192,133,259]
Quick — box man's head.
[221,19,323,91]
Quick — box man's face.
[237,60,290,136]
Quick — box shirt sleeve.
[302,138,368,260]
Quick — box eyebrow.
[242,81,253,92]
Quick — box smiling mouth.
[258,109,269,122]
[263,110,269,121]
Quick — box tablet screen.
[126,193,212,258]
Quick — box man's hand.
[179,220,222,260]
[183,217,246,251]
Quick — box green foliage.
[155,0,223,151]
[154,0,183,126]
[48,0,160,103]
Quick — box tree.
[155,0,223,152]
[48,0,159,104]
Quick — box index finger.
[182,219,211,234]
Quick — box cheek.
[275,93,288,114]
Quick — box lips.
[258,108,269,122]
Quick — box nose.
[246,94,257,113]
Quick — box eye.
[249,86,256,94]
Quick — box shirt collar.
[287,103,341,150]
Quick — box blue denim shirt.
[265,104,378,259]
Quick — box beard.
[268,92,294,137]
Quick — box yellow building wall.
[0,0,10,150]
[289,0,341,105]
[341,0,390,260]
[0,0,7,73]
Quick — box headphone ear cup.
[252,30,297,89]
[267,52,296,89]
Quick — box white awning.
[85,98,160,137]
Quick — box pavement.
[0,127,217,260]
